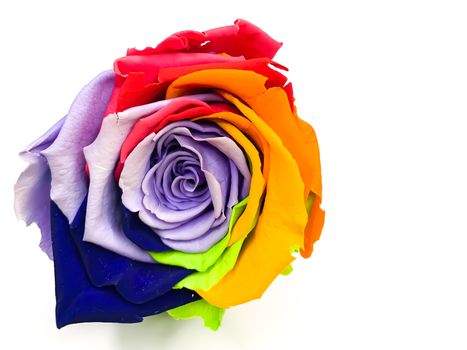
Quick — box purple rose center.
[120,120,252,253]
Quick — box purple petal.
[83,94,222,262]
[14,117,66,259]
[141,152,212,222]
[119,133,155,212]
[119,119,251,253]
[155,210,217,240]
[161,219,229,253]
[41,70,115,222]
[190,131,251,198]
[174,135,228,218]
[160,160,240,252]
[154,121,251,199]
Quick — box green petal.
[281,264,293,276]
[305,193,315,212]
[174,238,245,290]
[167,299,225,331]
[149,233,230,272]
[283,194,315,274]
[174,196,261,291]
[148,196,249,272]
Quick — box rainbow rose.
[14,19,324,330]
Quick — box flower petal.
[69,198,193,304]
[41,70,115,223]
[167,299,225,331]
[194,101,308,308]
[129,19,282,60]
[83,94,221,262]
[116,97,224,179]
[14,117,65,259]
[167,69,325,258]
[121,119,249,253]
[50,200,199,328]
[121,206,172,252]
[107,52,239,114]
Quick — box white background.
[1,0,466,349]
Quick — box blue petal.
[51,200,200,328]
[122,206,172,252]
[71,200,191,303]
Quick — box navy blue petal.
[122,206,172,252]
[51,200,200,328]
[68,199,192,304]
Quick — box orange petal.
[295,116,325,258]
[300,195,325,258]
[166,69,322,200]
[253,87,322,198]
[166,69,267,101]
[167,70,325,306]
[196,95,308,308]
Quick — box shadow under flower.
[112,313,190,350]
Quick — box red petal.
[128,19,281,60]
[158,58,288,88]
[105,20,283,115]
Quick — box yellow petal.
[193,117,266,245]
[196,96,307,308]
[166,70,324,306]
